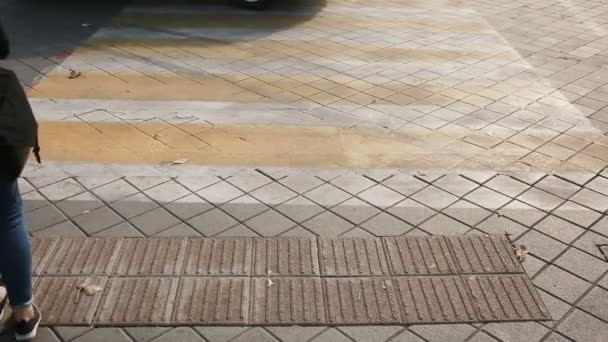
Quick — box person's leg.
[0,176,34,320]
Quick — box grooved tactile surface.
[33,235,550,326]
[320,238,388,275]
[184,238,252,276]
[114,238,186,275]
[252,277,325,324]
[253,238,319,276]
[174,277,250,324]
[384,236,457,275]
[96,277,179,325]
[39,238,122,275]
[34,276,108,325]
[447,235,524,274]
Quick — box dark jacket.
[0,24,41,179]
[0,22,8,60]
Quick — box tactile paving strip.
[33,235,550,326]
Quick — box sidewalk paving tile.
[35,276,108,325]
[447,235,523,274]
[467,274,550,321]
[254,238,319,276]
[384,236,456,275]
[396,276,477,323]
[114,238,187,275]
[185,238,252,276]
[174,278,249,324]
[320,238,388,275]
[150,328,205,342]
[252,277,325,324]
[557,309,608,342]
[96,277,179,325]
[324,277,402,324]
[40,237,121,275]
[534,266,592,304]
[578,286,608,322]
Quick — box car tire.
[235,0,271,10]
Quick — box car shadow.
[0,0,327,85]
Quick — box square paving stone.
[73,206,124,235]
[590,216,608,236]
[578,286,608,321]
[150,328,205,342]
[534,265,592,304]
[534,215,585,243]
[324,277,403,324]
[553,200,601,228]
[443,200,493,226]
[187,209,238,236]
[320,238,388,275]
[557,309,608,342]
[554,247,606,282]
[252,277,325,325]
[331,198,381,224]
[483,322,549,342]
[173,278,249,325]
[26,205,68,232]
[92,179,139,203]
[227,170,272,192]
[221,195,269,221]
[410,324,476,342]
[303,211,354,237]
[250,182,297,205]
[56,192,105,218]
[125,176,169,191]
[330,173,375,194]
[499,200,546,226]
[338,326,402,342]
[185,238,252,275]
[254,238,319,276]
[382,174,427,196]
[305,183,352,207]
[96,277,179,325]
[573,231,608,259]
[110,193,159,219]
[571,188,608,212]
[411,186,458,210]
[39,178,86,201]
[166,194,214,220]
[131,207,181,236]
[536,176,581,199]
[72,328,132,342]
[34,221,87,238]
[516,230,568,262]
[357,184,405,208]
[421,214,470,235]
[245,210,297,237]
[585,175,608,195]
[22,191,49,212]
[361,213,412,236]
[432,174,478,197]
[476,215,529,239]
[388,199,437,225]
[113,238,187,275]
[279,173,324,194]
[464,187,511,209]
[485,175,530,197]
[36,276,108,325]
[197,181,245,204]
[145,181,191,203]
[518,188,564,211]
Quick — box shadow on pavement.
[0,0,327,84]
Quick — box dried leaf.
[171,158,189,165]
[74,278,103,303]
[267,278,274,287]
[68,69,82,79]
[514,245,528,262]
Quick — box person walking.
[0,21,42,341]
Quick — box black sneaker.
[14,305,40,341]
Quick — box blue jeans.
[0,177,32,308]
